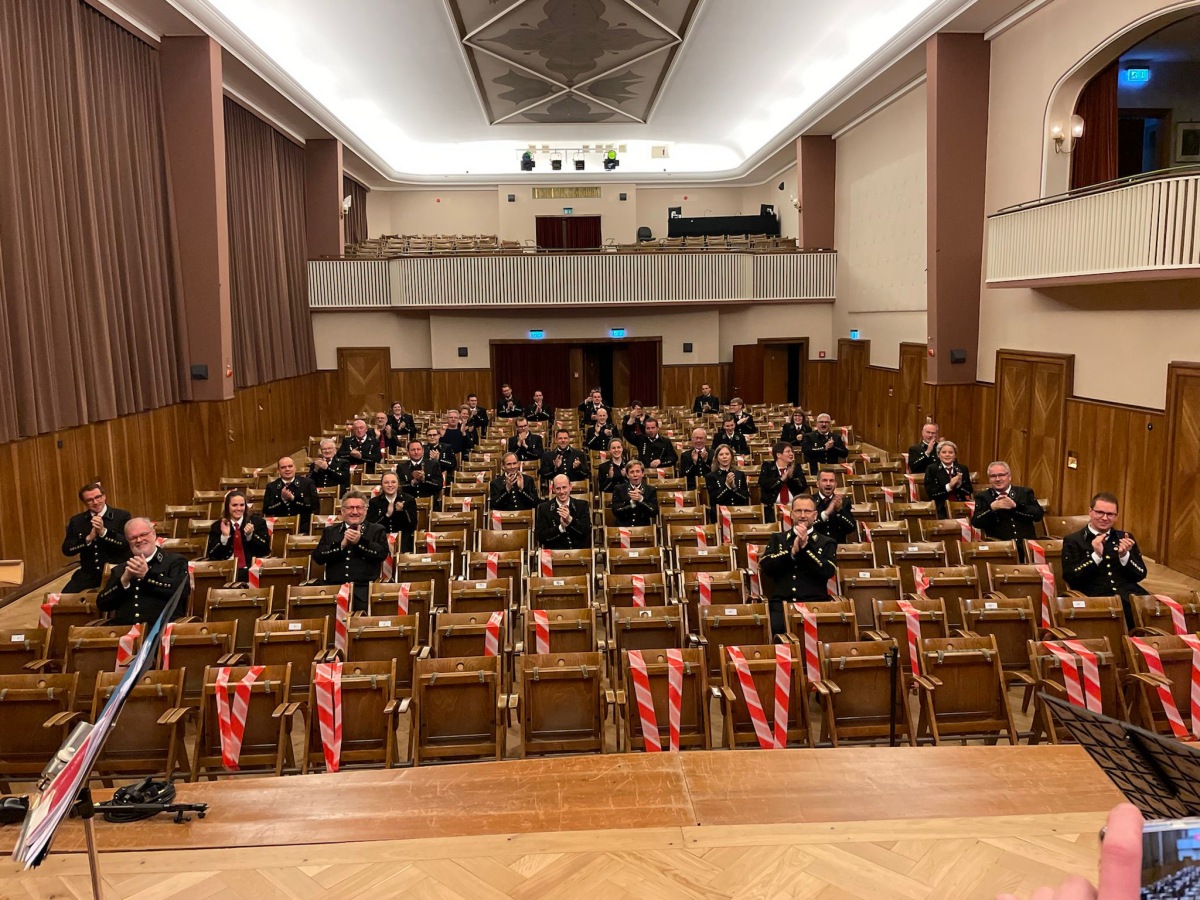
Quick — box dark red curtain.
[535,216,601,249]
[492,343,571,413]
[628,341,660,406]
[224,99,315,388]
[0,0,190,443]
[342,175,368,247]
[1071,62,1119,190]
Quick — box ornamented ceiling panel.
[449,0,700,125]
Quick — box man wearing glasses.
[313,491,388,612]
[970,461,1044,561]
[97,519,190,626]
[1062,492,1148,625]
[506,417,544,462]
[61,482,131,591]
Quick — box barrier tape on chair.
[666,648,683,752]
[115,624,141,671]
[396,582,411,614]
[371,486,382,498]
[1035,564,1056,630]
[697,571,712,606]
[1130,637,1199,741]
[904,474,918,501]
[792,603,821,683]
[1042,642,1090,710]
[861,523,872,543]
[425,533,437,553]
[539,549,553,577]
[490,511,502,531]
[334,583,352,655]
[475,471,485,484]
[265,517,276,538]
[632,574,646,607]
[674,492,685,510]
[727,646,774,749]
[773,644,792,748]
[381,533,398,582]
[881,486,895,506]
[155,535,167,547]
[719,506,733,545]
[1157,595,1190,636]
[325,515,338,526]
[484,611,503,657]
[1061,639,1103,713]
[248,558,264,589]
[694,526,708,548]
[215,665,264,769]
[826,575,838,597]
[840,426,850,443]
[38,593,61,629]
[1179,634,1200,739]
[912,566,930,598]
[627,650,661,752]
[964,500,976,517]
[252,468,261,478]
[955,518,973,542]
[777,504,793,530]
[747,544,761,598]
[861,453,872,462]
[1028,541,1047,566]
[187,561,195,589]
[532,609,550,654]
[483,453,492,463]
[842,463,855,476]
[653,468,664,479]
[736,455,746,467]
[313,661,343,772]
[619,527,631,549]
[161,623,174,670]
[461,497,472,513]
[486,552,499,580]
[896,599,921,679]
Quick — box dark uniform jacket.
[388,413,417,440]
[396,458,444,504]
[535,498,592,549]
[814,493,857,544]
[758,462,808,523]
[598,459,629,494]
[337,433,383,473]
[612,481,660,527]
[781,421,812,446]
[907,441,938,474]
[577,399,611,427]
[1062,527,1148,600]
[507,433,544,461]
[583,423,618,452]
[367,493,418,550]
[205,516,271,578]
[313,520,389,611]
[495,395,523,418]
[693,394,721,415]
[759,529,838,635]
[711,430,750,456]
[465,406,490,438]
[98,550,190,627]
[540,446,590,483]
[731,412,758,435]
[525,402,554,423]
[309,458,351,496]
[62,506,132,592]
[705,469,750,514]
[924,462,974,519]
[264,476,318,533]
[679,446,713,488]
[635,435,678,471]
[970,486,1043,544]
[800,431,849,475]
[488,474,540,511]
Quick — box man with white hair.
[338,417,382,473]
[97,518,190,626]
[800,413,848,476]
[971,461,1043,558]
[309,438,350,496]
[679,427,712,489]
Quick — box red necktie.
[778,468,791,505]
[233,523,247,568]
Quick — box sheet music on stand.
[1042,693,1200,819]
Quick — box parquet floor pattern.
[5,812,1104,899]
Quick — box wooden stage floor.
[0,745,1124,898]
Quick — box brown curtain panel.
[343,176,368,247]
[491,343,571,414]
[0,0,189,443]
[224,99,316,388]
[1070,62,1119,190]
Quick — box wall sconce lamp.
[340,195,352,219]
[1051,115,1085,154]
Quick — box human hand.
[220,519,231,537]
[1091,533,1107,557]
[1117,536,1135,556]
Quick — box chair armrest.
[317,649,341,663]
[383,699,399,716]
[396,697,412,714]
[811,679,840,696]
[513,641,524,654]
[604,688,617,705]
[22,658,59,672]
[1129,672,1172,689]
[615,688,627,706]
[218,652,249,665]
[1041,627,1076,640]
[912,675,940,692]
[1132,627,1170,637]
[954,629,982,638]
[157,706,195,726]
[863,630,890,641]
[44,711,83,728]
[272,701,302,719]
[596,637,608,651]
[1004,671,1036,686]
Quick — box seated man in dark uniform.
[728,397,757,434]
[535,475,592,549]
[971,461,1044,560]
[692,383,721,416]
[506,417,544,461]
[525,390,554,423]
[583,407,618,452]
[679,427,712,489]
[264,456,318,533]
[495,383,522,419]
[540,429,590,485]
[465,393,490,438]
[711,417,751,456]
[634,417,678,473]
[396,439,444,508]
[387,401,416,441]
[577,387,611,428]
[308,438,351,497]
[313,490,388,612]
[907,422,940,474]
[337,417,382,474]
[800,413,848,475]
[759,496,837,637]
[621,402,647,444]
[489,452,540,511]
[612,461,660,527]
[1063,492,1148,626]
[759,441,808,524]
[813,471,857,544]
[373,411,401,458]
[97,518,190,626]
[61,482,131,592]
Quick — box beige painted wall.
[979,0,1200,408]
[833,83,928,370]
[365,189,500,238]
[310,311,432,369]
[717,303,834,362]
[496,183,639,245]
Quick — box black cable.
[101,778,176,823]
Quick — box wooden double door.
[994,350,1072,508]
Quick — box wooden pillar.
[159,36,233,401]
[305,139,344,258]
[926,33,990,384]
[796,135,836,250]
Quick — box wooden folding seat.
[815,640,915,746]
[960,596,1040,674]
[918,520,970,560]
[159,619,238,703]
[913,635,1018,745]
[0,673,81,791]
[219,476,255,493]
[464,551,525,602]
[784,598,859,646]
[368,580,434,637]
[448,579,511,615]
[680,571,746,633]
[608,605,686,678]
[889,542,949,592]
[430,511,478,549]
[603,525,658,549]
[845,474,883,504]
[604,547,664,580]
[528,575,593,612]
[1051,595,1128,664]
[618,648,711,752]
[659,504,707,532]
[265,515,300,557]
[666,523,719,554]
[988,566,1059,624]
[253,618,332,702]
[190,664,297,780]
[890,502,938,540]
[393,553,454,608]
[693,603,771,681]
[603,573,669,610]
[41,592,101,664]
[0,627,51,676]
[512,651,608,758]
[286,584,342,635]
[835,542,877,578]
[1025,538,1065,588]
[1124,634,1200,737]
[959,540,1020,591]
[479,528,530,554]
[411,655,505,765]
[675,544,736,576]
[192,490,226,518]
[91,669,191,783]
[164,504,208,538]
[415,530,468,568]
[432,612,509,664]
[533,548,593,582]
[303,659,404,773]
[1043,515,1090,539]
[839,567,902,626]
[187,558,237,617]
[516,607,600,658]
[861,519,909,558]
[1132,592,1200,635]
[716,643,813,750]
[64,624,143,712]
[285,534,322,577]
[486,509,535,535]
[1027,638,1125,743]
[344,616,426,698]
[253,559,308,604]
[905,564,980,630]
[716,505,766,538]
[155,536,206,561]
[314,487,339,518]
[870,598,949,679]
[205,586,273,654]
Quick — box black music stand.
[1041,693,1200,819]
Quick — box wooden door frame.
[337,346,392,416]
[993,349,1074,510]
[757,336,808,407]
[1161,360,1200,575]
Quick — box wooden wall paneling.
[994,355,1031,478]
[836,339,868,432]
[994,350,1072,509]
[431,369,493,415]
[930,383,994,475]
[898,343,931,444]
[762,346,789,405]
[1162,362,1200,577]
[389,370,432,413]
[1123,406,1166,559]
[660,365,724,410]
[611,345,632,408]
[804,360,836,416]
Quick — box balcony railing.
[308,249,836,309]
[986,168,1200,286]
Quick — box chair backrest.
[415,531,468,567]
[156,537,207,560]
[448,579,511,615]
[872,597,949,673]
[479,529,530,553]
[188,559,238,617]
[620,648,710,752]
[1052,595,1127,652]
[605,547,666,578]
[816,640,913,746]
[515,651,606,757]
[193,664,292,778]
[265,515,299,557]
[432,611,509,660]
[369,581,435,647]
[1131,592,1200,635]
[835,543,877,576]
[255,560,309,604]
[164,504,208,538]
[917,635,1016,744]
[783,599,859,646]
[838,567,901,626]
[988,564,1057,602]
[1044,515,1090,539]
[603,525,658,549]
[697,603,771,679]
[718,643,812,750]
[665,524,719,552]
[0,627,50,676]
[91,669,188,780]
[909,565,980,629]
[204,587,274,653]
[430,511,477,547]
[959,541,1020,590]
[527,575,593,610]
[888,541,949,592]
[286,585,343,634]
[522,607,597,655]
[960,596,1039,670]
[394,553,455,606]
[304,659,398,772]
[64,624,143,711]
[890,502,939,539]
[161,619,237,701]
[344,615,421,694]
[657,505,707,531]
[0,673,80,781]
[253,618,329,700]
[487,510,535,533]
[918,520,971,560]
[412,655,504,765]
[534,549,594,581]
[608,606,686,668]
[681,571,746,633]
[44,592,100,663]
[1025,538,1065,589]
[1030,637,1125,741]
[675,544,736,575]
[602,573,669,609]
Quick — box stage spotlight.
[551,158,562,171]
[574,158,585,171]
[603,150,619,171]
[520,151,535,172]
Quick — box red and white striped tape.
[539,549,553,577]
[1042,642,1092,711]
[842,463,854,475]
[265,518,276,538]
[619,527,631,549]
[666,648,683,752]
[904,474,918,501]
[425,533,437,553]
[631,574,646,607]
[1156,595,1189,636]
[490,511,502,531]
[161,623,174,670]
[313,661,343,772]
[396,582,411,614]
[955,518,973,542]
[826,574,838,596]
[484,611,503,657]
[215,665,264,769]
[486,552,500,580]
[1035,564,1056,630]
[747,544,762,598]
[531,609,550,654]
[248,558,264,589]
[840,426,850,442]
[1028,541,1047,566]
[115,624,141,671]
[38,593,60,629]
[381,533,397,582]
[912,566,930,598]
[861,522,873,543]
[772,644,792,748]
[1130,637,1200,741]
[627,650,661,752]
[719,506,733,545]
[371,486,382,498]
[777,504,793,530]
[1179,634,1200,739]
[881,486,895,506]
[695,526,708,548]
[475,471,485,484]
[727,647,774,749]
[674,492,685,510]
[460,497,472,513]
[896,599,921,679]
[792,603,820,683]
[187,561,195,589]
[1061,639,1104,713]
[334,583,352,655]
[697,571,712,606]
